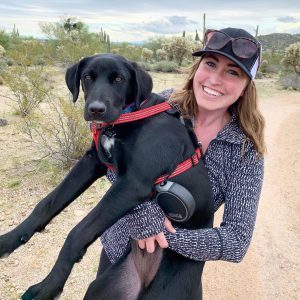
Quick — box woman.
[100,27,266,294]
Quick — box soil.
[0,77,299,300]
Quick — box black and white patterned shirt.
[101,91,264,264]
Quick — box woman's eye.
[84,75,92,80]
[228,69,239,76]
[206,61,215,68]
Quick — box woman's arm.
[164,147,264,262]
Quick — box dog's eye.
[84,75,92,80]
[114,75,124,83]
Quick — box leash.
[90,101,201,182]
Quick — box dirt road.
[0,80,299,299]
[203,91,300,299]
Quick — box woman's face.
[193,53,249,113]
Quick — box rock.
[0,118,8,126]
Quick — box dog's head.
[65,54,153,122]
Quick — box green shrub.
[3,65,53,116]
[152,61,178,72]
[137,61,152,71]
[0,44,5,56]
[141,48,153,62]
[281,42,300,75]
[279,72,300,91]
[261,50,284,74]
[156,49,167,61]
[114,44,143,62]
[6,40,52,66]
[0,30,10,49]
[39,18,108,65]
[23,96,90,169]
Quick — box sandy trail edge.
[203,93,300,299]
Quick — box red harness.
[90,102,201,184]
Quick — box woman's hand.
[137,217,176,253]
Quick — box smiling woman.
[100,27,266,300]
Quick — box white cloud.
[0,1,300,41]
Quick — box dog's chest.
[100,127,116,160]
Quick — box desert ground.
[0,73,299,299]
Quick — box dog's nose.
[88,102,106,116]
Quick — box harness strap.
[90,101,202,180]
[92,102,172,129]
[155,148,201,184]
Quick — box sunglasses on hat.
[204,29,261,60]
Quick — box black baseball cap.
[193,28,261,79]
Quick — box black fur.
[0,54,214,299]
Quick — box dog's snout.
[88,102,106,116]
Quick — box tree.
[141,48,153,62]
[39,17,107,64]
[63,17,85,33]
[282,42,300,75]
[156,49,167,61]
[162,36,196,66]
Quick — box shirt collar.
[214,113,247,144]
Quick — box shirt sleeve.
[165,147,264,262]
[100,200,165,263]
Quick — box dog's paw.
[22,281,63,300]
[0,234,15,258]
[0,232,30,258]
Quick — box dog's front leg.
[0,145,106,258]
[21,176,151,300]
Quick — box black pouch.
[155,181,195,223]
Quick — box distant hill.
[257,33,300,52]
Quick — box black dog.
[0,54,214,299]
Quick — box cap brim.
[192,49,252,79]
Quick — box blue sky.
[0,0,300,42]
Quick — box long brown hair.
[169,59,266,155]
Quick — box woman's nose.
[209,70,223,85]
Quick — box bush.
[0,30,10,49]
[137,61,152,72]
[151,60,178,72]
[6,39,52,66]
[0,45,5,56]
[156,49,167,61]
[279,72,300,91]
[141,48,153,62]
[281,42,300,75]
[23,96,90,169]
[3,65,53,116]
[162,36,197,66]
[110,43,143,62]
[39,18,108,65]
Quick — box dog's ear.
[130,62,153,108]
[65,58,89,103]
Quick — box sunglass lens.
[232,39,258,58]
[206,31,229,50]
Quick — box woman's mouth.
[202,86,224,97]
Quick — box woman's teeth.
[203,86,223,96]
